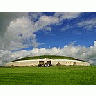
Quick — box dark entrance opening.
[38,61,44,67]
[73,62,76,66]
[44,61,52,67]
[47,61,52,66]
[47,61,51,65]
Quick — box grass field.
[0,66,96,85]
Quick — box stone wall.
[6,61,39,67]
[6,59,90,67]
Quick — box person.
[48,64,49,67]
[45,64,47,67]
[45,63,47,67]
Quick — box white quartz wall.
[6,59,90,66]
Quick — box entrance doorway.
[38,61,44,67]
[47,61,51,65]
[73,62,76,66]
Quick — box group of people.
[44,63,50,67]
[38,63,50,67]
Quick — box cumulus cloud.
[1,42,96,65]
[27,44,96,65]
[0,12,82,51]
[0,13,59,51]
[30,12,82,33]
[4,16,38,50]
[0,12,59,65]
[34,16,59,31]
[0,12,38,50]
[11,50,30,59]
[0,50,13,65]
[0,12,28,50]
[0,50,31,65]
[1,12,94,66]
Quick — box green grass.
[12,55,85,62]
[0,66,96,85]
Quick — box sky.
[0,12,96,65]
[30,12,96,49]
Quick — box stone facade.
[6,58,90,67]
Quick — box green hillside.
[12,55,85,62]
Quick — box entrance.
[73,62,76,66]
[47,61,51,66]
[38,61,44,67]
[47,61,51,65]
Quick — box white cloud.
[1,42,96,65]
[0,12,82,51]
[27,43,96,65]
[0,49,31,65]
[0,13,56,51]
[43,26,51,31]
[54,12,81,21]
[0,50,13,65]
[34,16,59,31]
[11,50,30,59]
[61,25,73,31]
[29,12,44,23]
[1,12,96,65]
[2,13,60,51]
[4,16,38,50]
[77,19,96,30]
[0,12,28,50]
[60,18,96,32]
[40,16,58,23]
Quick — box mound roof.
[12,55,86,62]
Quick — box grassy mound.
[12,55,85,62]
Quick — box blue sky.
[25,12,96,50]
